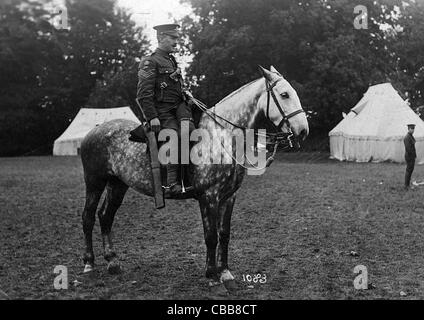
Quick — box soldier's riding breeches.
[158,102,195,185]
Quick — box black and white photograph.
[1,0,424,306]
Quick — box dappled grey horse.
[80,66,309,294]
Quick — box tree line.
[182,0,424,149]
[0,0,149,156]
[0,0,423,156]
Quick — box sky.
[47,0,192,46]
[117,0,192,48]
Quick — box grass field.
[1,153,424,300]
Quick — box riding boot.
[164,164,181,195]
[180,164,194,193]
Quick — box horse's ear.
[258,65,267,76]
[258,65,273,81]
[270,65,282,76]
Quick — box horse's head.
[258,66,309,141]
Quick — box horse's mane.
[216,78,262,106]
[193,77,264,127]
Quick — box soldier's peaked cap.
[407,124,416,128]
[153,24,180,37]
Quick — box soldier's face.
[159,34,179,53]
[409,128,415,134]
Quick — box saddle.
[128,124,148,143]
[129,124,195,209]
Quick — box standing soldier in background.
[136,24,195,196]
[404,124,417,190]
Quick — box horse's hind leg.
[98,177,128,274]
[82,180,106,273]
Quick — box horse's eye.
[281,92,289,99]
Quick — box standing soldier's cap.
[407,124,416,128]
[153,24,180,37]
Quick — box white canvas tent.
[329,83,424,164]
[53,107,140,156]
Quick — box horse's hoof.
[83,264,94,273]
[107,260,121,275]
[208,281,229,297]
[223,279,237,291]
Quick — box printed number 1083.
[242,274,267,284]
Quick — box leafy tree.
[0,0,149,156]
[86,58,141,112]
[392,0,424,109]
[0,0,67,155]
[181,0,423,148]
[63,0,148,113]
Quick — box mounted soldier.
[135,24,195,196]
[80,65,309,290]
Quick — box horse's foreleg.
[98,178,128,274]
[82,184,105,273]
[217,195,236,288]
[199,198,219,280]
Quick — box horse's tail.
[80,126,110,188]
[96,194,107,217]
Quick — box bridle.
[190,75,305,167]
[265,78,305,134]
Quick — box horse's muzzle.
[298,128,309,141]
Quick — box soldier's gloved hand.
[183,90,193,100]
[150,117,161,134]
[183,90,195,107]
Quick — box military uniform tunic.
[136,48,190,125]
[136,48,194,187]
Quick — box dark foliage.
[181,0,424,148]
[0,0,149,156]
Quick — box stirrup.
[163,183,182,195]
[163,182,178,189]
[181,185,194,193]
